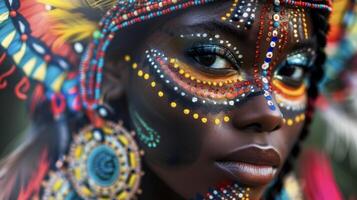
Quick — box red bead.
[10,11,17,17]
[44,54,51,62]
[21,34,28,41]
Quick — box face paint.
[221,0,258,29]
[272,50,315,126]
[289,9,309,43]
[130,106,161,148]
[126,1,314,128]
[126,52,235,125]
[254,1,283,111]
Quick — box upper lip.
[217,144,281,168]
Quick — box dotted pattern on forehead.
[221,0,258,29]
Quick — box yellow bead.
[193,113,199,119]
[151,81,156,87]
[158,91,164,97]
[179,69,185,74]
[214,119,221,125]
[170,102,177,108]
[300,114,305,120]
[132,63,138,69]
[295,116,300,123]
[124,55,131,62]
[183,109,190,115]
[144,73,150,80]
[137,70,144,77]
[287,119,294,126]
[224,116,230,122]
[201,118,208,123]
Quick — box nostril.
[233,117,284,133]
[271,124,281,132]
[239,123,263,132]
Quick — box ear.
[102,58,130,103]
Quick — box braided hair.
[265,7,331,199]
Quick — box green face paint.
[130,107,161,148]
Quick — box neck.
[139,162,183,200]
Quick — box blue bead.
[273,21,280,28]
[269,105,276,111]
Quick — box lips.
[215,145,281,186]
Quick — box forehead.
[161,1,315,47]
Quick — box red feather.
[18,0,79,65]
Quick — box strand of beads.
[281,0,332,12]
[191,183,250,200]
[259,0,282,111]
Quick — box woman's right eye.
[192,54,232,69]
[186,45,240,74]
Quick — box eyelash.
[274,55,312,88]
[186,44,240,68]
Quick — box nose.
[231,94,284,133]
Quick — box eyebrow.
[165,19,248,40]
[290,40,317,53]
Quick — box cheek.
[272,78,307,161]
[125,56,207,168]
[273,79,307,127]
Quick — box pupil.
[280,66,295,77]
[197,55,216,67]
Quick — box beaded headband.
[0,0,332,120]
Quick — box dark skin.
[104,1,317,199]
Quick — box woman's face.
[120,1,316,199]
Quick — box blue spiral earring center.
[87,145,119,187]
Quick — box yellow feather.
[51,21,97,44]
[38,0,116,10]
[84,0,117,10]
[37,0,82,9]
[35,0,116,42]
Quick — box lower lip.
[215,161,277,186]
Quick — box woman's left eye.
[274,63,307,88]
[274,53,313,88]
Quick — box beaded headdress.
[0,0,332,120]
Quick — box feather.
[36,0,100,43]
[45,9,97,43]
[84,0,117,11]
[18,0,79,64]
